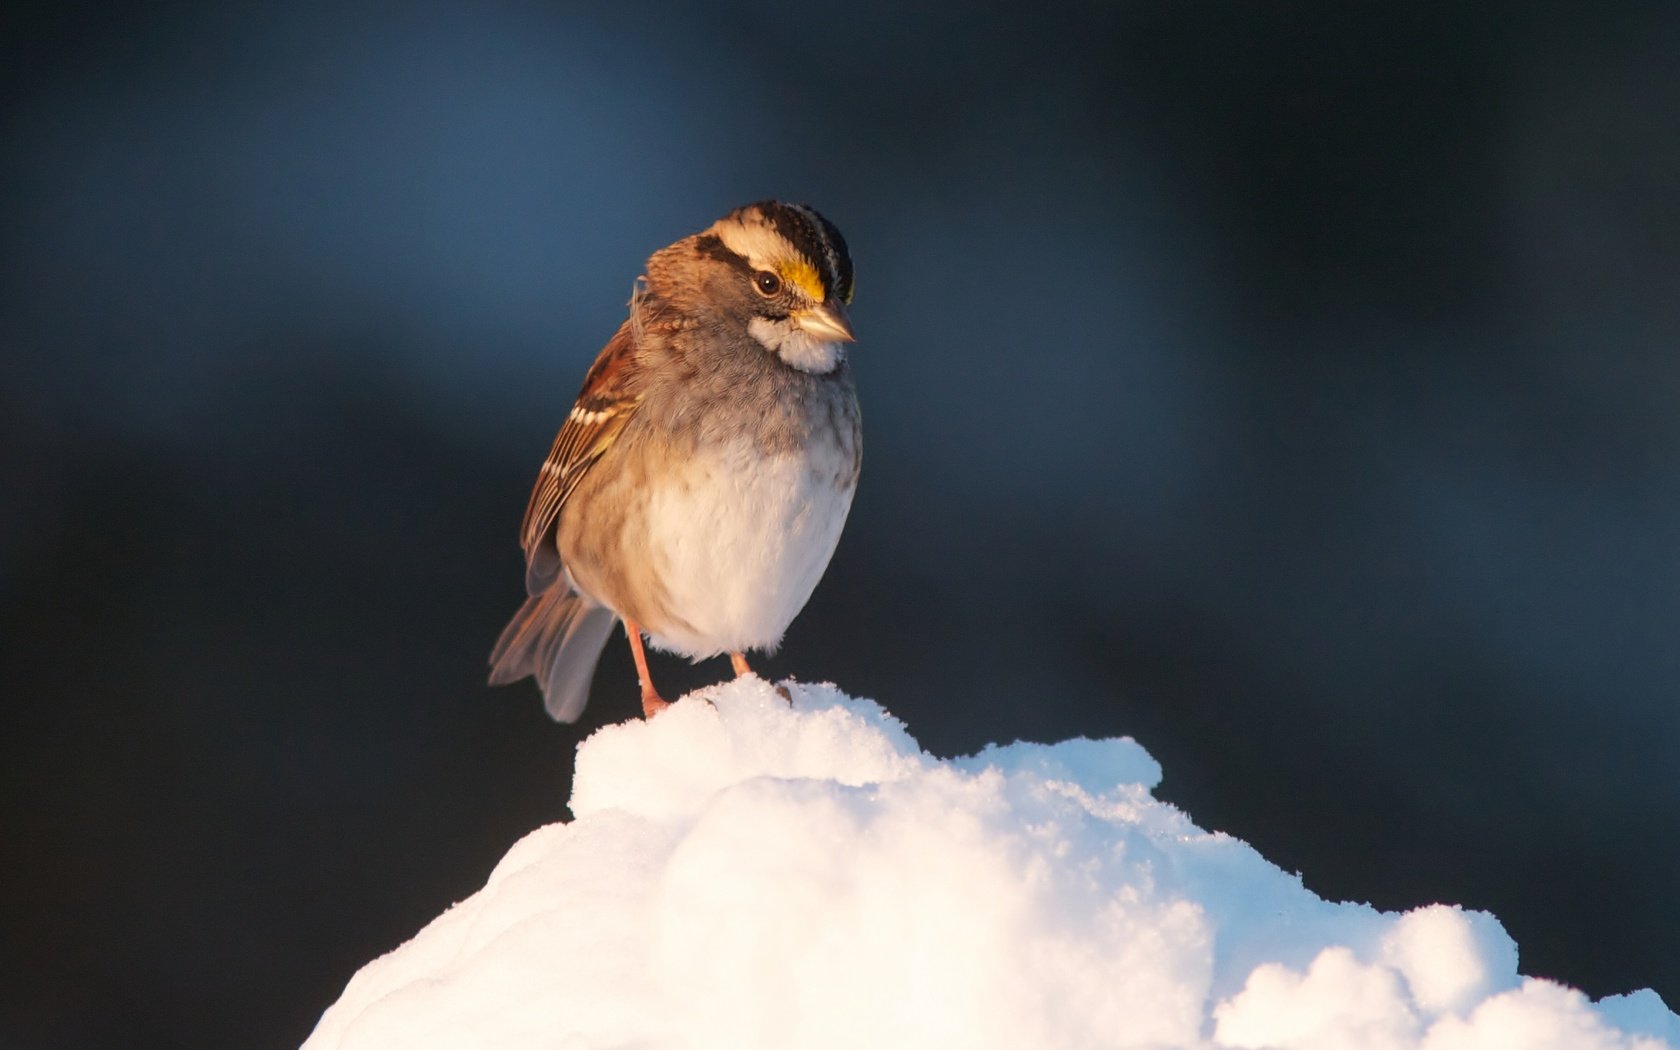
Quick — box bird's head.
[648,200,855,374]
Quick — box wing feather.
[518,321,643,593]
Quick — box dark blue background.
[4,2,1677,1046]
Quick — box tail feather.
[488,588,618,723]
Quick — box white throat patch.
[747,317,845,374]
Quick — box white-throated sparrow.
[489,201,861,721]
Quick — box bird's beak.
[794,302,856,343]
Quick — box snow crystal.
[303,678,1675,1050]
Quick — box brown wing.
[518,320,643,594]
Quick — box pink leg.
[624,621,668,719]
[732,651,791,704]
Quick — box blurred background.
[3,1,1678,1045]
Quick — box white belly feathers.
[639,437,855,658]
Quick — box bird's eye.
[753,270,782,297]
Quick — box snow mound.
[304,679,1676,1050]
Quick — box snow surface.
[304,679,1677,1050]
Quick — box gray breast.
[645,333,861,471]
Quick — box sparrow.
[488,201,861,721]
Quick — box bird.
[488,201,861,721]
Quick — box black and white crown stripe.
[768,202,854,305]
[704,201,854,305]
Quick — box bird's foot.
[729,652,790,704]
[641,689,670,720]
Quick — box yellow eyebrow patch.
[776,257,827,302]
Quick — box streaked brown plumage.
[489,202,860,721]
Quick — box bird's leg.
[624,621,668,719]
[732,651,792,704]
